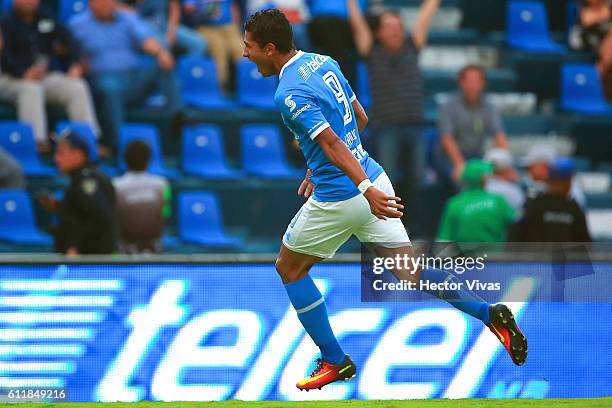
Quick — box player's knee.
[275,257,307,284]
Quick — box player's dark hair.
[244,8,294,53]
[124,140,151,172]
[458,64,487,81]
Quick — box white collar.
[279,50,303,79]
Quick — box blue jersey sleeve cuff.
[310,122,331,140]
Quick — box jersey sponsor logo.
[285,95,296,112]
[297,64,312,81]
[306,54,329,74]
[290,104,311,121]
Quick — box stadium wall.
[0,256,610,402]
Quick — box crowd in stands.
[0,0,609,254]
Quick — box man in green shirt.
[438,159,515,242]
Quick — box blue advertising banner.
[0,263,610,402]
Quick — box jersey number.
[322,71,352,126]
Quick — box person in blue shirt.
[243,8,528,391]
[69,0,180,148]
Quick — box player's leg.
[275,244,345,364]
[355,172,527,365]
[278,197,367,390]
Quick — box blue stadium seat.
[236,60,278,109]
[561,64,612,114]
[241,124,302,179]
[0,190,52,245]
[507,1,565,52]
[178,191,242,248]
[182,124,243,179]
[119,123,179,179]
[0,122,56,177]
[356,62,371,110]
[178,56,235,109]
[59,0,88,23]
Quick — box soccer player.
[242,9,527,391]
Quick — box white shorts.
[282,172,411,258]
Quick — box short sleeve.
[276,88,330,140]
[125,12,153,45]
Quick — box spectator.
[44,131,117,255]
[348,0,440,226]
[69,0,180,148]
[484,148,525,215]
[246,0,310,50]
[569,0,612,99]
[308,0,368,86]
[122,0,206,55]
[438,64,508,182]
[437,159,515,243]
[183,0,244,91]
[509,158,591,242]
[0,0,100,151]
[0,147,25,189]
[521,144,587,209]
[113,140,171,253]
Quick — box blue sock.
[285,275,346,365]
[420,268,490,325]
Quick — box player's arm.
[352,98,368,133]
[315,127,403,219]
[412,0,441,50]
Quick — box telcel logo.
[96,279,537,402]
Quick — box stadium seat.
[118,123,179,179]
[178,191,242,248]
[236,60,278,109]
[0,122,56,177]
[356,62,371,110]
[561,64,612,114]
[507,1,565,52]
[59,0,88,23]
[241,124,302,179]
[178,56,235,109]
[0,190,52,245]
[182,124,243,179]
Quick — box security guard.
[52,131,117,255]
[437,159,515,243]
[509,158,591,243]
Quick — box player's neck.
[275,49,299,76]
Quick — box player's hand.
[297,169,314,198]
[363,187,403,220]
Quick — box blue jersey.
[275,51,383,202]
